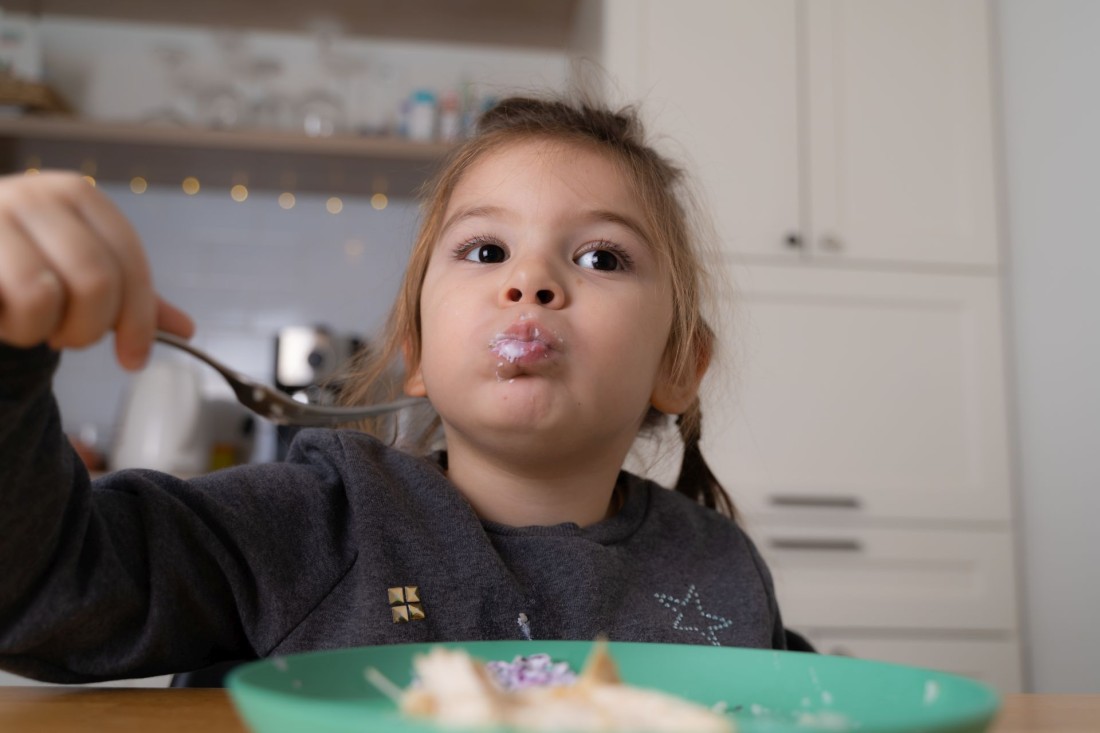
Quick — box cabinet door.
[806,0,1000,266]
[797,631,1023,694]
[701,264,1012,522]
[637,0,802,259]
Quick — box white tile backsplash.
[53,182,420,453]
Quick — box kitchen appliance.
[110,357,208,474]
[111,354,256,475]
[273,325,363,459]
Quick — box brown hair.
[339,94,735,519]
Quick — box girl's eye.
[462,242,508,263]
[576,248,625,271]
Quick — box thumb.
[113,296,195,371]
[155,297,196,340]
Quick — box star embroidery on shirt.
[654,583,733,646]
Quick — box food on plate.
[381,641,735,732]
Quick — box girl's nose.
[506,286,557,305]
[500,257,565,308]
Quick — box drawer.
[750,522,1020,632]
[799,630,1023,694]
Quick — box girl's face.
[406,139,686,462]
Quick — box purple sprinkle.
[484,654,577,692]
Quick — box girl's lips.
[488,320,562,368]
[492,338,552,363]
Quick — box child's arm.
[0,174,353,681]
[0,341,356,682]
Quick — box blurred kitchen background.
[0,0,1096,696]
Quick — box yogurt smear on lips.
[489,320,562,373]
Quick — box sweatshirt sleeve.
[743,530,789,651]
[0,344,357,683]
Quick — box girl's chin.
[444,392,569,436]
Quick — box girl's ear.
[651,334,712,415]
[402,338,428,397]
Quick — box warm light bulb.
[130,176,148,194]
[326,196,343,214]
[231,184,249,202]
[278,192,296,210]
[182,177,201,195]
[370,193,388,211]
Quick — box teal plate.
[226,640,1000,733]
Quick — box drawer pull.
[769,538,863,552]
[770,495,862,509]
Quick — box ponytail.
[673,399,737,521]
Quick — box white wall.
[997,0,1100,693]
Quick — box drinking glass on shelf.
[244,57,293,132]
[140,45,195,126]
[196,84,245,129]
[295,88,346,137]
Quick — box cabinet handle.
[768,538,863,552]
[784,232,803,249]
[770,494,861,509]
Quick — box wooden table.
[0,688,1096,732]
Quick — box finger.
[13,196,122,351]
[51,174,160,368]
[0,217,66,347]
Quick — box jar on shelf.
[439,90,461,142]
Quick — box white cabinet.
[589,0,1021,692]
[701,264,1012,523]
[595,0,1000,267]
[698,264,1022,692]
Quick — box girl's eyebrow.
[584,209,651,247]
[442,205,650,246]
[441,205,509,236]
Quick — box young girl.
[0,96,788,684]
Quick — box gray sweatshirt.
[0,344,786,683]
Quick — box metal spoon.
[154,331,424,426]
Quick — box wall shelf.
[0,116,456,198]
[0,117,452,158]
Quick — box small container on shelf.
[406,89,437,142]
[438,90,461,142]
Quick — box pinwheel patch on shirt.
[654,583,733,646]
[388,585,425,623]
